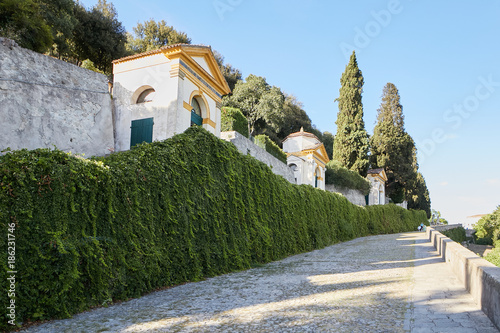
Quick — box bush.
[221,107,248,137]
[473,206,500,245]
[484,247,500,267]
[325,160,371,195]
[254,134,287,164]
[442,227,466,243]
[0,127,426,330]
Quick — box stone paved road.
[21,232,499,332]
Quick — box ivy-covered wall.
[0,127,426,330]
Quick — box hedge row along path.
[21,232,498,333]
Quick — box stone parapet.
[427,227,500,330]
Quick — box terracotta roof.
[283,127,320,142]
[467,214,487,218]
[367,168,385,175]
[112,44,211,64]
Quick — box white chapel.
[282,128,329,190]
[112,44,231,152]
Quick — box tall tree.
[213,50,242,93]
[407,172,431,217]
[72,1,127,74]
[126,19,191,54]
[0,0,53,52]
[332,51,370,176]
[322,131,334,160]
[222,74,284,137]
[370,82,417,202]
[39,0,78,59]
[275,94,312,140]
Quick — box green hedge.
[325,160,371,195]
[0,127,426,330]
[221,107,249,137]
[254,134,287,164]
[442,227,466,243]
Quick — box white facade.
[112,44,230,152]
[282,128,329,190]
[367,168,388,205]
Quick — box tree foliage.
[275,94,312,140]
[39,0,78,59]
[213,50,242,93]
[72,1,127,74]
[474,206,500,246]
[322,131,334,160]
[370,82,430,215]
[222,74,284,137]
[0,0,53,52]
[370,82,417,202]
[332,51,370,176]
[126,19,191,54]
[407,172,431,217]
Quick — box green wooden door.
[130,117,154,148]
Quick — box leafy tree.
[474,206,500,245]
[332,51,370,176]
[213,50,242,93]
[370,82,417,202]
[275,94,312,139]
[126,19,191,54]
[39,0,78,59]
[72,1,127,74]
[0,0,53,52]
[429,209,447,225]
[222,74,284,137]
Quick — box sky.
[81,0,500,225]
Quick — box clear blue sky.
[82,0,500,224]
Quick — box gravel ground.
[19,232,498,333]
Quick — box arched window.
[136,88,155,104]
[190,97,203,126]
[314,168,321,188]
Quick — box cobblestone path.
[21,232,499,332]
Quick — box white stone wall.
[325,184,366,206]
[0,38,114,157]
[221,131,295,183]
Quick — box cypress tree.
[407,172,431,218]
[332,51,370,176]
[370,82,430,209]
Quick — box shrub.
[0,127,426,330]
[484,247,500,267]
[473,206,500,245]
[325,160,371,195]
[221,107,248,137]
[442,227,466,243]
[254,134,287,164]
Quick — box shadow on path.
[21,232,499,333]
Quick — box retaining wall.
[325,184,366,206]
[427,227,500,330]
[220,131,295,184]
[0,38,114,157]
